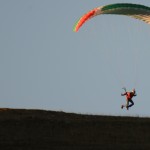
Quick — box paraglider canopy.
[73,3,150,32]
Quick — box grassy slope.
[0,108,150,150]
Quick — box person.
[121,88,137,110]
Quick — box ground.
[0,108,150,150]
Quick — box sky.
[0,0,150,117]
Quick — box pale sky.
[0,0,150,117]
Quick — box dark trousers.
[127,99,134,108]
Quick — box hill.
[0,108,150,150]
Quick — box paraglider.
[73,3,150,110]
[73,3,150,32]
[121,88,137,110]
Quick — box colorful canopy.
[73,3,150,32]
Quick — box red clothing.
[123,92,135,100]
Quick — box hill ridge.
[0,108,150,150]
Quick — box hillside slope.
[0,108,150,150]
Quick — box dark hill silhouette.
[0,108,150,150]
